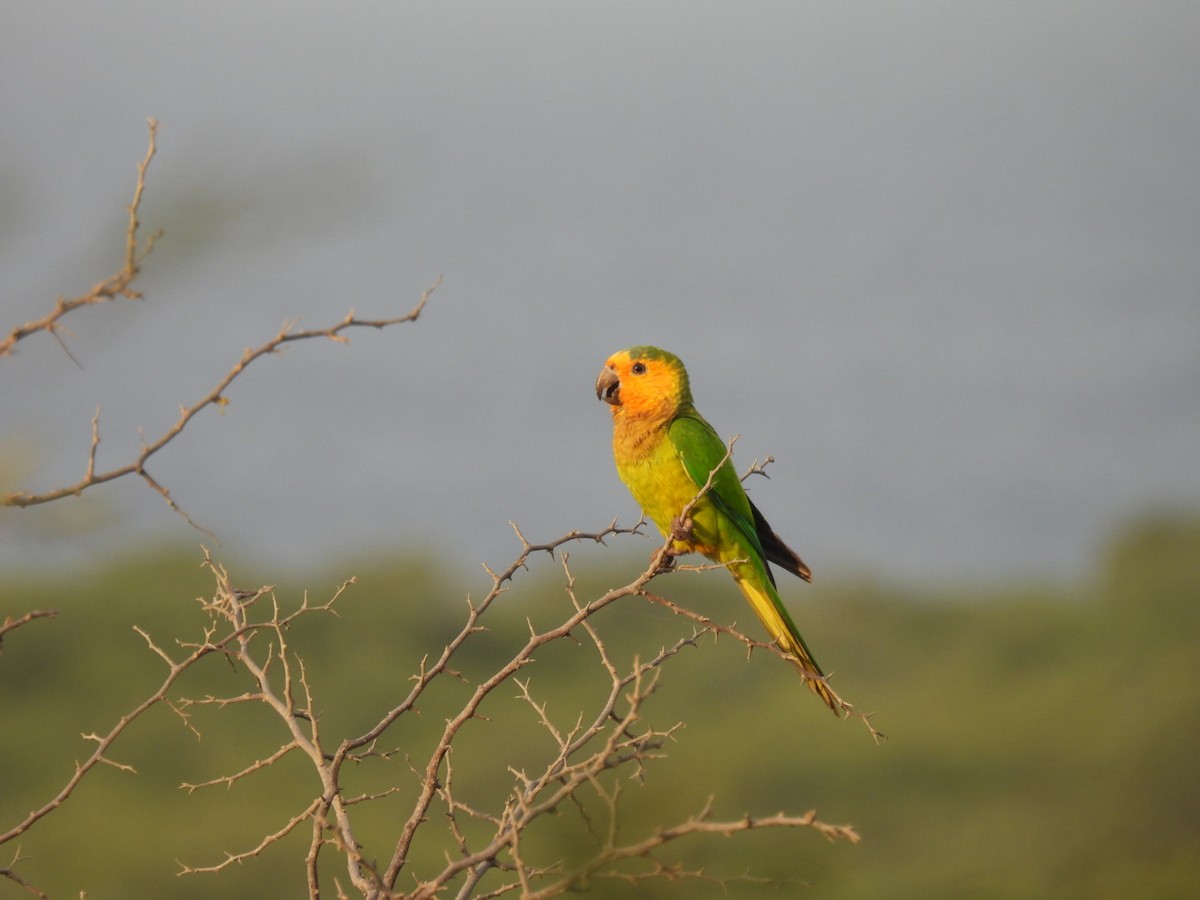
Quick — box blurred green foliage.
[2,513,1198,898]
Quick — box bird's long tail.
[735,574,840,715]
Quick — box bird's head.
[595,346,692,419]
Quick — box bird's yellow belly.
[616,449,723,560]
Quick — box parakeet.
[595,345,838,714]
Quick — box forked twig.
[0,119,161,360]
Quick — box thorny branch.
[1,277,440,537]
[170,446,866,898]
[0,119,161,362]
[3,516,866,899]
[0,118,440,540]
[2,503,865,898]
[184,516,858,899]
[0,848,48,900]
[0,610,58,652]
[0,611,225,848]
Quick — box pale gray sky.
[3,2,1198,582]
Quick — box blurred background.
[2,0,1196,581]
[1,2,1198,898]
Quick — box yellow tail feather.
[735,575,840,715]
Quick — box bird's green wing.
[668,413,767,562]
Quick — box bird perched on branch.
[595,345,837,714]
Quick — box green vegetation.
[2,513,1198,898]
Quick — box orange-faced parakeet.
[596,346,837,713]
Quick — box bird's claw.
[670,515,694,543]
[655,549,678,571]
[651,515,694,572]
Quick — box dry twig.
[2,507,866,898]
[1,119,440,541]
[1,277,440,537]
[0,610,59,652]
[166,488,867,897]
[0,120,161,360]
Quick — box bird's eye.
[631,361,647,375]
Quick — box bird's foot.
[669,515,694,543]
[651,516,694,572]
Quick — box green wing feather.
[668,413,767,564]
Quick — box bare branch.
[0,619,222,846]
[176,798,322,876]
[1,278,441,535]
[175,553,378,896]
[180,742,300,793]
[0,610,59,652]
[1,119,440,540]
[520,800,859,899]
[1,847,50,899]
[741,454,775,481]
[0,119,161,360]
[380,525,668,892]
[4,443,862,897]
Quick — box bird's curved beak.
[595,365,620,406]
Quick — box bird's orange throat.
[609,386,678,423]
[609,401,673,462]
